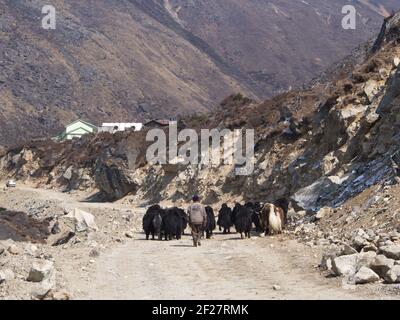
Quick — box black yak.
[217,204,232,234]
[162,207,184,241]
[177,208,188,235]
[233,203,252,239]
[204,206,216,239]
[245,202,262,232]
[273,198,289,225]
[231,203,239,226]
[143,205,164,240]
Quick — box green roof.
[54,119,98,141]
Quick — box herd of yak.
[142,200,289,241]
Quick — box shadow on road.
[81,191,109,203]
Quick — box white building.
[98,123,143,133]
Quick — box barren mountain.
[0,0,252,147]
[1,0,400,147]
[168,0,400,96]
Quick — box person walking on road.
[187,195,207,247]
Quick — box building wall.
[101,123,143,132]
[66,129,90,140]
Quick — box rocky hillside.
[2,11,400,211]
[1,0,400,146]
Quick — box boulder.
[63,166,73,180]
[332,251,377,277]
[27,259,54,282]
[365,110,380,125]
[321,154,339,175]
[332,254,358,276]
[291,177,344,211]
[377,239,392,248]
[286,208,298,222]
[46,290,72,300]
[390,232,399,242]
[356,251,377,269]
[316,207,331,220]
[0,269,15,283]
[354,267,380,284]
[27,244,39,256]
[353,228,371,240]
[377,64,400,114]
[338,104,367,123]
[94,159,138,200]
[370,255,395,277]
[7,244,20,255]
[63,209,98,233]
[320,246,343,270]
[380,245,400,260]
[364,79,381,102]
[342,244,358,256]
[125,232,134,239]
[385,265,400,284]
[353,236,369,251]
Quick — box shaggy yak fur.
[233,203,252,239]
[260,203,286,236]
[217,204,233,234]
[204,206,216,239]
[143,205,164,240]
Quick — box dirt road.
[0,185,396,300]
[77,233,385,300]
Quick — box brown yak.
[260,203,286,236]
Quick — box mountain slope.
[168,0,400,96]
[1,0,400,146]
[0,0,250,146]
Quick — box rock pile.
[0,183,143,299]
[320,228,400,285]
